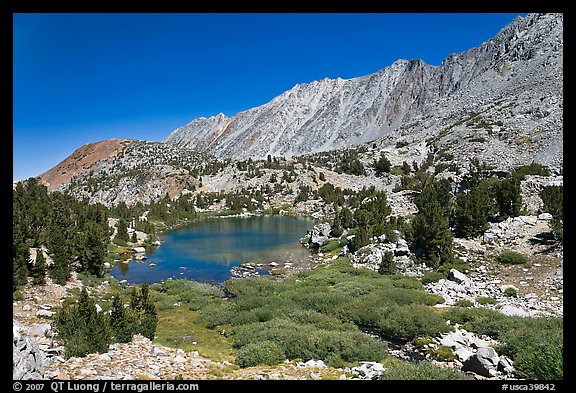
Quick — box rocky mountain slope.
[39,140,218,206]
[39,139,129,192]
[36,13,562,209]
[164,13,562,167]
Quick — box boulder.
[454,347,474,362]
[308,223,331,248]
[36,310,55,318]
[28,324,51,337]
[355,361,385,380]
[131,246,146,253]
[462,347,500,377]
[303,359,327,368]
[394,239,410,256]
[499,305,532,317]
[448,269,470,285]
[497,355,515,375]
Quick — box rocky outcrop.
[462,347,501,378]
[306,223,332,248]
[13,320,46,380]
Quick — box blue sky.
[13,13,526,181]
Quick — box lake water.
[110,215,316,285]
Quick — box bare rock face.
[164,13,562,168]
[13,321,45,380]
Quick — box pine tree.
[402,161,412,175]
[540,185,563,240]
[47,203,74,285]
[128,283,157,340]
[453,186,495,238]
[115,218,129,243]
[140,303,158,341]
[411,184,453,267]
[31,249,47,285]
[13,254,29,292]
[495,177,522,219]
[77,221,107,277]
[374,153,391,176]
[340,207,354,229]
[330,207,343,237]
[12,225,29,292]
[110,294,133,343]
[378,251,396,275]
[351,226,372,252]
[53,288,110,357]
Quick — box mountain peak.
[162,13,561,166]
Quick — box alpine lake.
[110,215,317,285]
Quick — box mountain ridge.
[36,13,562,207]
[163,13,562,164]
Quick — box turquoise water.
[110,215,315,285]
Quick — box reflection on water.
[110,216,315,285]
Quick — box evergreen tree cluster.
[53,284,157,358]
[13,178,110,290]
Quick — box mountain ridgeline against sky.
[164,13,562,162]
[37,13,562,207]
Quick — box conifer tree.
[109,294,133,343]
[115,218,129,243]
[453,186,495,238]
[374,153,392,176]
[31,249,47,285]
[378,251,396,275]
[495,177,522,219]
[411,183,453,267]
[53,288,110,357]
[540,185,563,240]
[77,221,108,277]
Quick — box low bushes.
[192,259,450,367]
[497,250,528,265]
[235,340,286,368]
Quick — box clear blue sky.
[13,12,526,181]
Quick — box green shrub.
[195,303,234,328]
[454,299,474,307]
[510,329,563,380]
[381,360,471,380]
[504,287,518,297]
[412,336,435,350]
[427,346,456,362]
[377,304,452,341]
[437,258,469,276]
[378,251,396,275]
[499,318,563,380]
[443,307,512,338]
[233,319,387,364]
[320,238,347,253]
[512,163,550,180]
[497,250,528,265]
[421,271,444,285]
[476,296,498,305]
[235,340,285,368]
[113,237,128,247]
[13,290,24,301]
